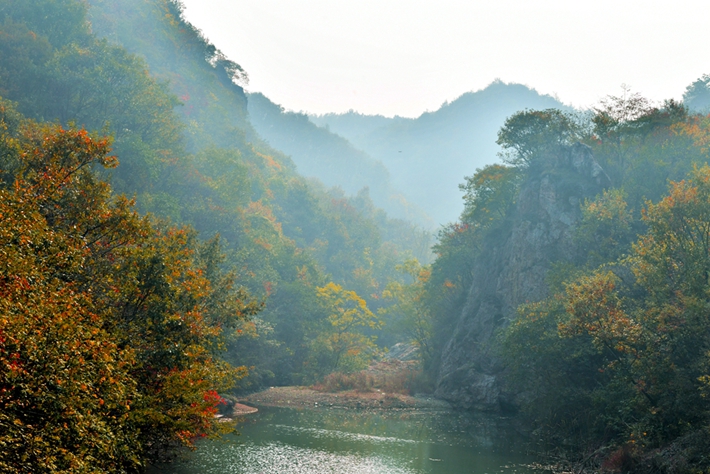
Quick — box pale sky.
[180,0,710,118]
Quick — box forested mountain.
[85,0,434,347]
[311,81,566,223]
[395,88,710,471]
[7,0,710,472]
[86,0,253,149]
[0,0,432,469]
[246,92,432,226]
[84,0,433,260]
[310,111,408,140]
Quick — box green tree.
[459,164,521,226]
[380,259,433,365]
[683,74,710,113]
[497,108,580,167]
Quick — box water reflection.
[150,405,542,474]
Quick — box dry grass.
[312,360,427,395]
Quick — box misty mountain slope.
[312,81,567,224]
[247,92,432,226]
[309,112,409,143]
[87,0,434,228]
[84,0,434,266]
[87,0,258,152]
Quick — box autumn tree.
[574,188,635,267]
[0,114,259,471]
[308,282,382,376]
[505,165,710,450]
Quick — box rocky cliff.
[435,143,610,411]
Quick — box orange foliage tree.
[0,117,259,472]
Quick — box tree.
[459,164,521,226]
[590,89,691,195]
[574,188,634,266]
[0,119,259,471]
[497,109,580,167]
[0,175,139,473]
[309,282,382,376]
[683,74,710,113]
[505,165,710,449]
[380,259,433,366]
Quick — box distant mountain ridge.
[89,0,566,228]
[247,92,433,227]
[311,81,568,224]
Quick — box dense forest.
[420,91,710,472]
[0,0,431,470]
[4,0,710,473]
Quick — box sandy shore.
[238,386,451,411]
[232,402,259,415]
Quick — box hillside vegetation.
[6,0,710,472]
[393,89,710,472]
[0,0,432,470]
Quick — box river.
[150,404,548,474]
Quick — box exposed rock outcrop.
[435,143,610,411]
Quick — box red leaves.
[0,124,251,469]
[203,389,225,406]
[559,271,641,357]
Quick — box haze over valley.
[3,1,710,473]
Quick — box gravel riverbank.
[239,386,451,412]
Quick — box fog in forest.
[3,1,710,473]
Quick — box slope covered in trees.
[383,84,710,472]
[0,0,434,469]
[311,81,566,223]
[10,0,710,472]
[82,0,434,373]
[246,92,432,227]
[0,103,258,472]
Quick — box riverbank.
[237,389,588,473]
[239,386,451,412]
[235,387,594,473]
[227,375,708,472]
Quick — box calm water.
[150,405,545,474]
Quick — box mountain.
[79,0,435,387]
[309,111,409,142]
[311,81,567,224]
[86,0,254,151]
[247,92,432,226]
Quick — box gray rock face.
[434,144,609,411]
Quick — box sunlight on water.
[188,441,417,474]
[152,406,541,474]
[271,424,418,445]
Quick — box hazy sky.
[180,0,710,118]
